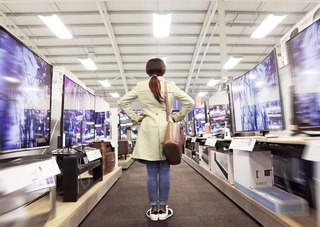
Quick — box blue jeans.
[146,160,170,206]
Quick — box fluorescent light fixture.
[38,13,73,40]
[223,56,243,69]
[207,79,220,87]
[197,91,207,97]
[78,57,97,70]
[110,92,120,98]
[98,80,111,87]
[251,13,287,39]
[153,13,172,38]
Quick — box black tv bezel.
[0,25,53,154]
[286,18,320,131]
[229,49,285,134]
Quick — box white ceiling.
[0,0,318,107]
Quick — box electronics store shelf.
[182,153,316,227]
[42,167,122,227]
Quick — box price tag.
[302,140,320,162]
[191,137,197,142]
[110,140,117,147]
[205,138,217,147]
[229,138,256,151]
[86,149,102,162]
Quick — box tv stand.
[52,150,103,202]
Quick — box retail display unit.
[52,148,103,202]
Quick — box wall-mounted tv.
[230,49,284,133]
[0,26,53,153]
[287,18,320,131]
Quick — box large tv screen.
[0,26,52,152]
[209,104,230,136]
[287,18,320,130]
[83,91,95,142]
[187,110,195,136]
[62,76,93,147]
[230,50,284,133]
[195,107,207,136]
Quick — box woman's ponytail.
[149,75,164,104]
[146,58,166,104]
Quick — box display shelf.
[182,152,316,227]
[52,150,103,202]
[118,156,134,169]
[41,167,122,227]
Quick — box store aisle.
[79,160,262,227]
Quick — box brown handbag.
[163,82,184,165]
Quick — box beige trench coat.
[118,76,194,161]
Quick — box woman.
[118,58,194,221]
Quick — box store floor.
[79,160,262,227]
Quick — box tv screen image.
[62,76,95,147]
[0,26,52,152]
[231,50,284,133]
[187,110,195,136]
[209,104,230,135]
[287,18,320,130]
[195,107,206,136]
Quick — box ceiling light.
[197,91,207,97]
[78,57,97,70]
[110,92,120,98]
[207,79,220,87]
[223,56,243,69]
[153,13,172,38]
[251,13,287,39]
[38,13,73,40]
[98,80,111,87]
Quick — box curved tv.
[287,18,320,130]
[230,50,284,133]
[0,26,52,153]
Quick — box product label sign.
[302,140,320,162]
[229,138,256,151]
[205,138,217,147]
[191,137,197,143]
[86,149,102,162]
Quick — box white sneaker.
[146,208,158,221]
[158,205,173,221]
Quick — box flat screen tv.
[209,104,230,136]
[83,91,95,142]
[62,76,92,147]
[230,49,284,133]
[187,110,195,136]
[0,26,53,153]
[287,18,320,131]
[195,106,207,136]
